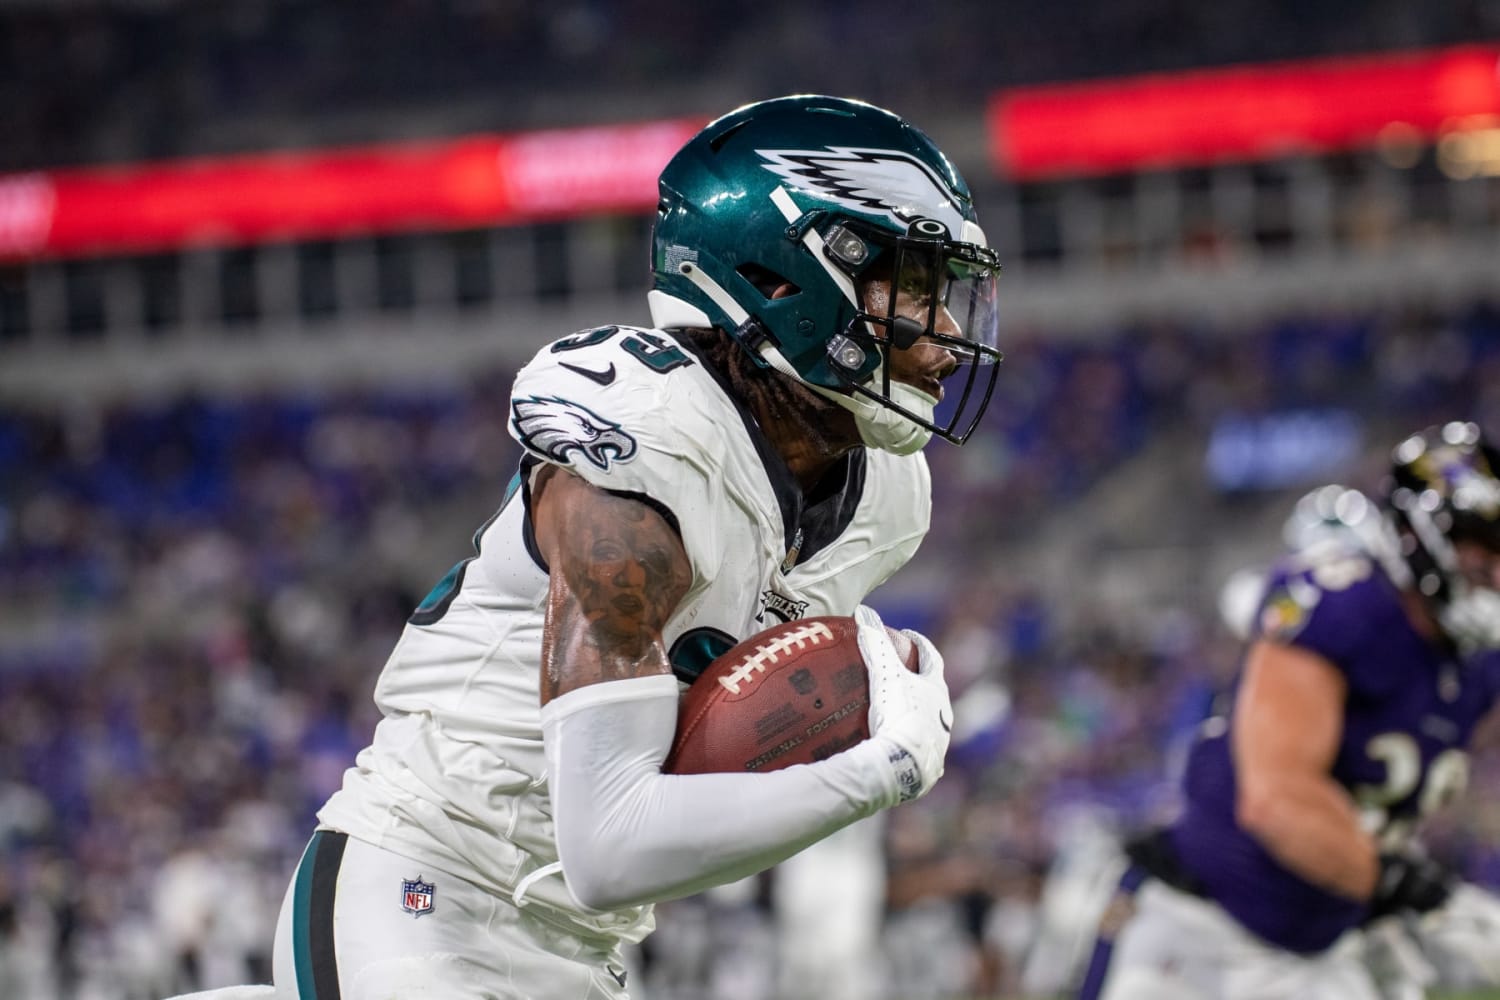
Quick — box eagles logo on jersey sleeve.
[508,326,695,489]
[505,325,754,607]
[511,395,638,472]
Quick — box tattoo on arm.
[534,466,692,703]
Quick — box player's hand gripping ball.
[665,616,918,774]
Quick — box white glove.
[1414,882,1500,988]
[855,604,952,803]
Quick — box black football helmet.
[1384,421,1500,652]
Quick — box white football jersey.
[317,325,931,941]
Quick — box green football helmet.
[649,95,1003,450]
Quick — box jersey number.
[1354,733,1470,849]
[552,326,693,373]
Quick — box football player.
[267,96,1005,999]
[1079,421,1500,1000]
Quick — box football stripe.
[292,830,347,1000]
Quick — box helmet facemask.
[1386,422,1500,653]
[818,217,1003,447]
[1438,525,1500,654]
[647,95,1005,454]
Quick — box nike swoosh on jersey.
[559,361,617,386]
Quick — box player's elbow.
[556,831,656,911]
[563,864,638,912]
[1234,779,1286,841]
[565,879,619,911]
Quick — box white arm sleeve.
[540,674,902,911]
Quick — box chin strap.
[672,260,933,455]
[677,260,750,328]
[813,377,935,455]
[752,332,934,455]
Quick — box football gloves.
[855,604,952,803]
[1368,849,1456,922]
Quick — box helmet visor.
[823,220,1004,444]
[940,254,1002,363]
[833,220,1003,365]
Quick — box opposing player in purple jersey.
[1080,421,1500,1000]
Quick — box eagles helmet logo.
[756,146,967,235]
[511,395,638,471]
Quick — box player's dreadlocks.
[682,328,858,473]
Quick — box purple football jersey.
[1171,544,1500,953]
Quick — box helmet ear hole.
[736,263,798,300]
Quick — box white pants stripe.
[271,832,630,1000]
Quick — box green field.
[972,995,1500,1000]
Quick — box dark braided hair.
[680,328,855,458]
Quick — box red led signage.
[0,119,704,260]
[990,44,1500,180]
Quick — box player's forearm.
[541,674,899,911]
[1237,775,1380,900]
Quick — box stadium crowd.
[3,0,1499,996]
[1,298,1498,998]
[3,0,1497,171]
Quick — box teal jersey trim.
[668,627,737,684]
[291,834,320,999]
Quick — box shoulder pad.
[509,326,707,480]
[1256,546,1394,645]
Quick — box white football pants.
[1092,879,1382,1000]
[271,832,630,1000]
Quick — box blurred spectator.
[2,298,1499,996]
[2,1,1494,171]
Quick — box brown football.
[664,615,917,774]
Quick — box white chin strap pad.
[844,380,938,455]
[670,261,935,455]
[758,341,936,456]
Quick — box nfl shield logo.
[401,877,435,917]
